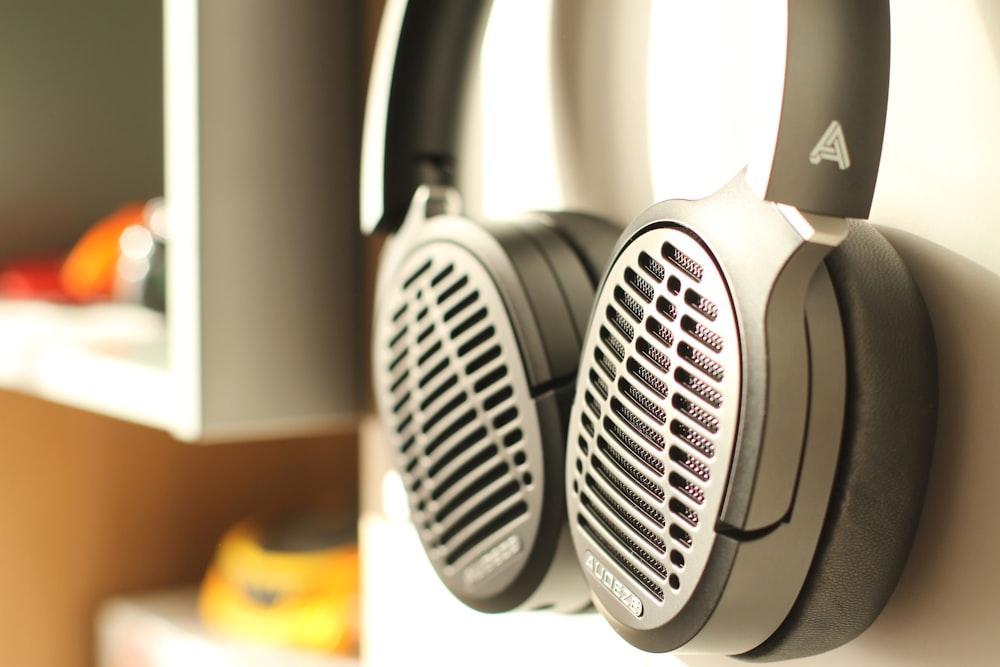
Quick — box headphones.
[363,0,937,660]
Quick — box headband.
[361,0,889,233]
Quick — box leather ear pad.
[739,221,938,661]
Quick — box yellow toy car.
[198,507,359,655]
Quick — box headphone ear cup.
[739,220,937,661]
[564,182,937,657]
[371,210,618,613]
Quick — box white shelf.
[0,300,175,430]
[0,0,364,441]
[97,587,357,667]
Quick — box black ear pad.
[739,220,938,661]
[371,208,619,613]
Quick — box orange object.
[59,202,147,301]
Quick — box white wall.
[362,1,1000,665]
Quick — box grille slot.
[675,367,723,408]
[681,315,724,353]
[473,365,507,393]
[403,259,432,288]
[465,345,502,375]
[673,394,720,434]
[595,346,618,380]
[391,302,408,323]
[625,267,655,303]
[669,498,700,528]
[670,420,716,458]
[416,340,443,367]
[627,358,668,399]
[438,478,520,544]
[619,377,668,425]
[639,251,665,282]
[600,325,627,361]
[669,524,694,549]
[685,288,719,321]
[391,391,411,415]
[636,337,671,374]
[456,325,496,357]
[607,306,635,341]
[669,446,711,482]
[503,429,523,448]
[415,323,436,345]
[451,307,488,339]
[493,407,518,430]
[389,325,409,348]
[584,391,602,419]
[388,347,408,373]
[389,369,410,394]
[657,296,678,321]
[430,263,455,286]
[590,369,609,399]
[418,358,449,389]
[663,242,703,281]
[436,275,470,305]
[483,386,513,411]
[678,341,725,382]
[670,472,706,505]
[443,291,479,322]
[615,286,645,322]
[646,316,674,348]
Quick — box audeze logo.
[809,120,851,170]
[584,551,643,617]
[462,534,522,585]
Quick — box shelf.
[98,587,358,667]
[0,300,174,430]
[0,0,365,441]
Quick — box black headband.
[362,0,889,234]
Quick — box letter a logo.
[809,120,851,170]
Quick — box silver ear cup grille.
[568,225,741,625]
[374,243,544,605]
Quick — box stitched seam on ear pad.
[738,221,938,661]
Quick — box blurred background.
[0,1,997,666]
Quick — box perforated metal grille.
[375,244,542,594]
[568,225,741,623]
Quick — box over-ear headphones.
[362,0,937,659]
[362,0,617,613]
[564,0,937,660]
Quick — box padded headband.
[361,0,889,234]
